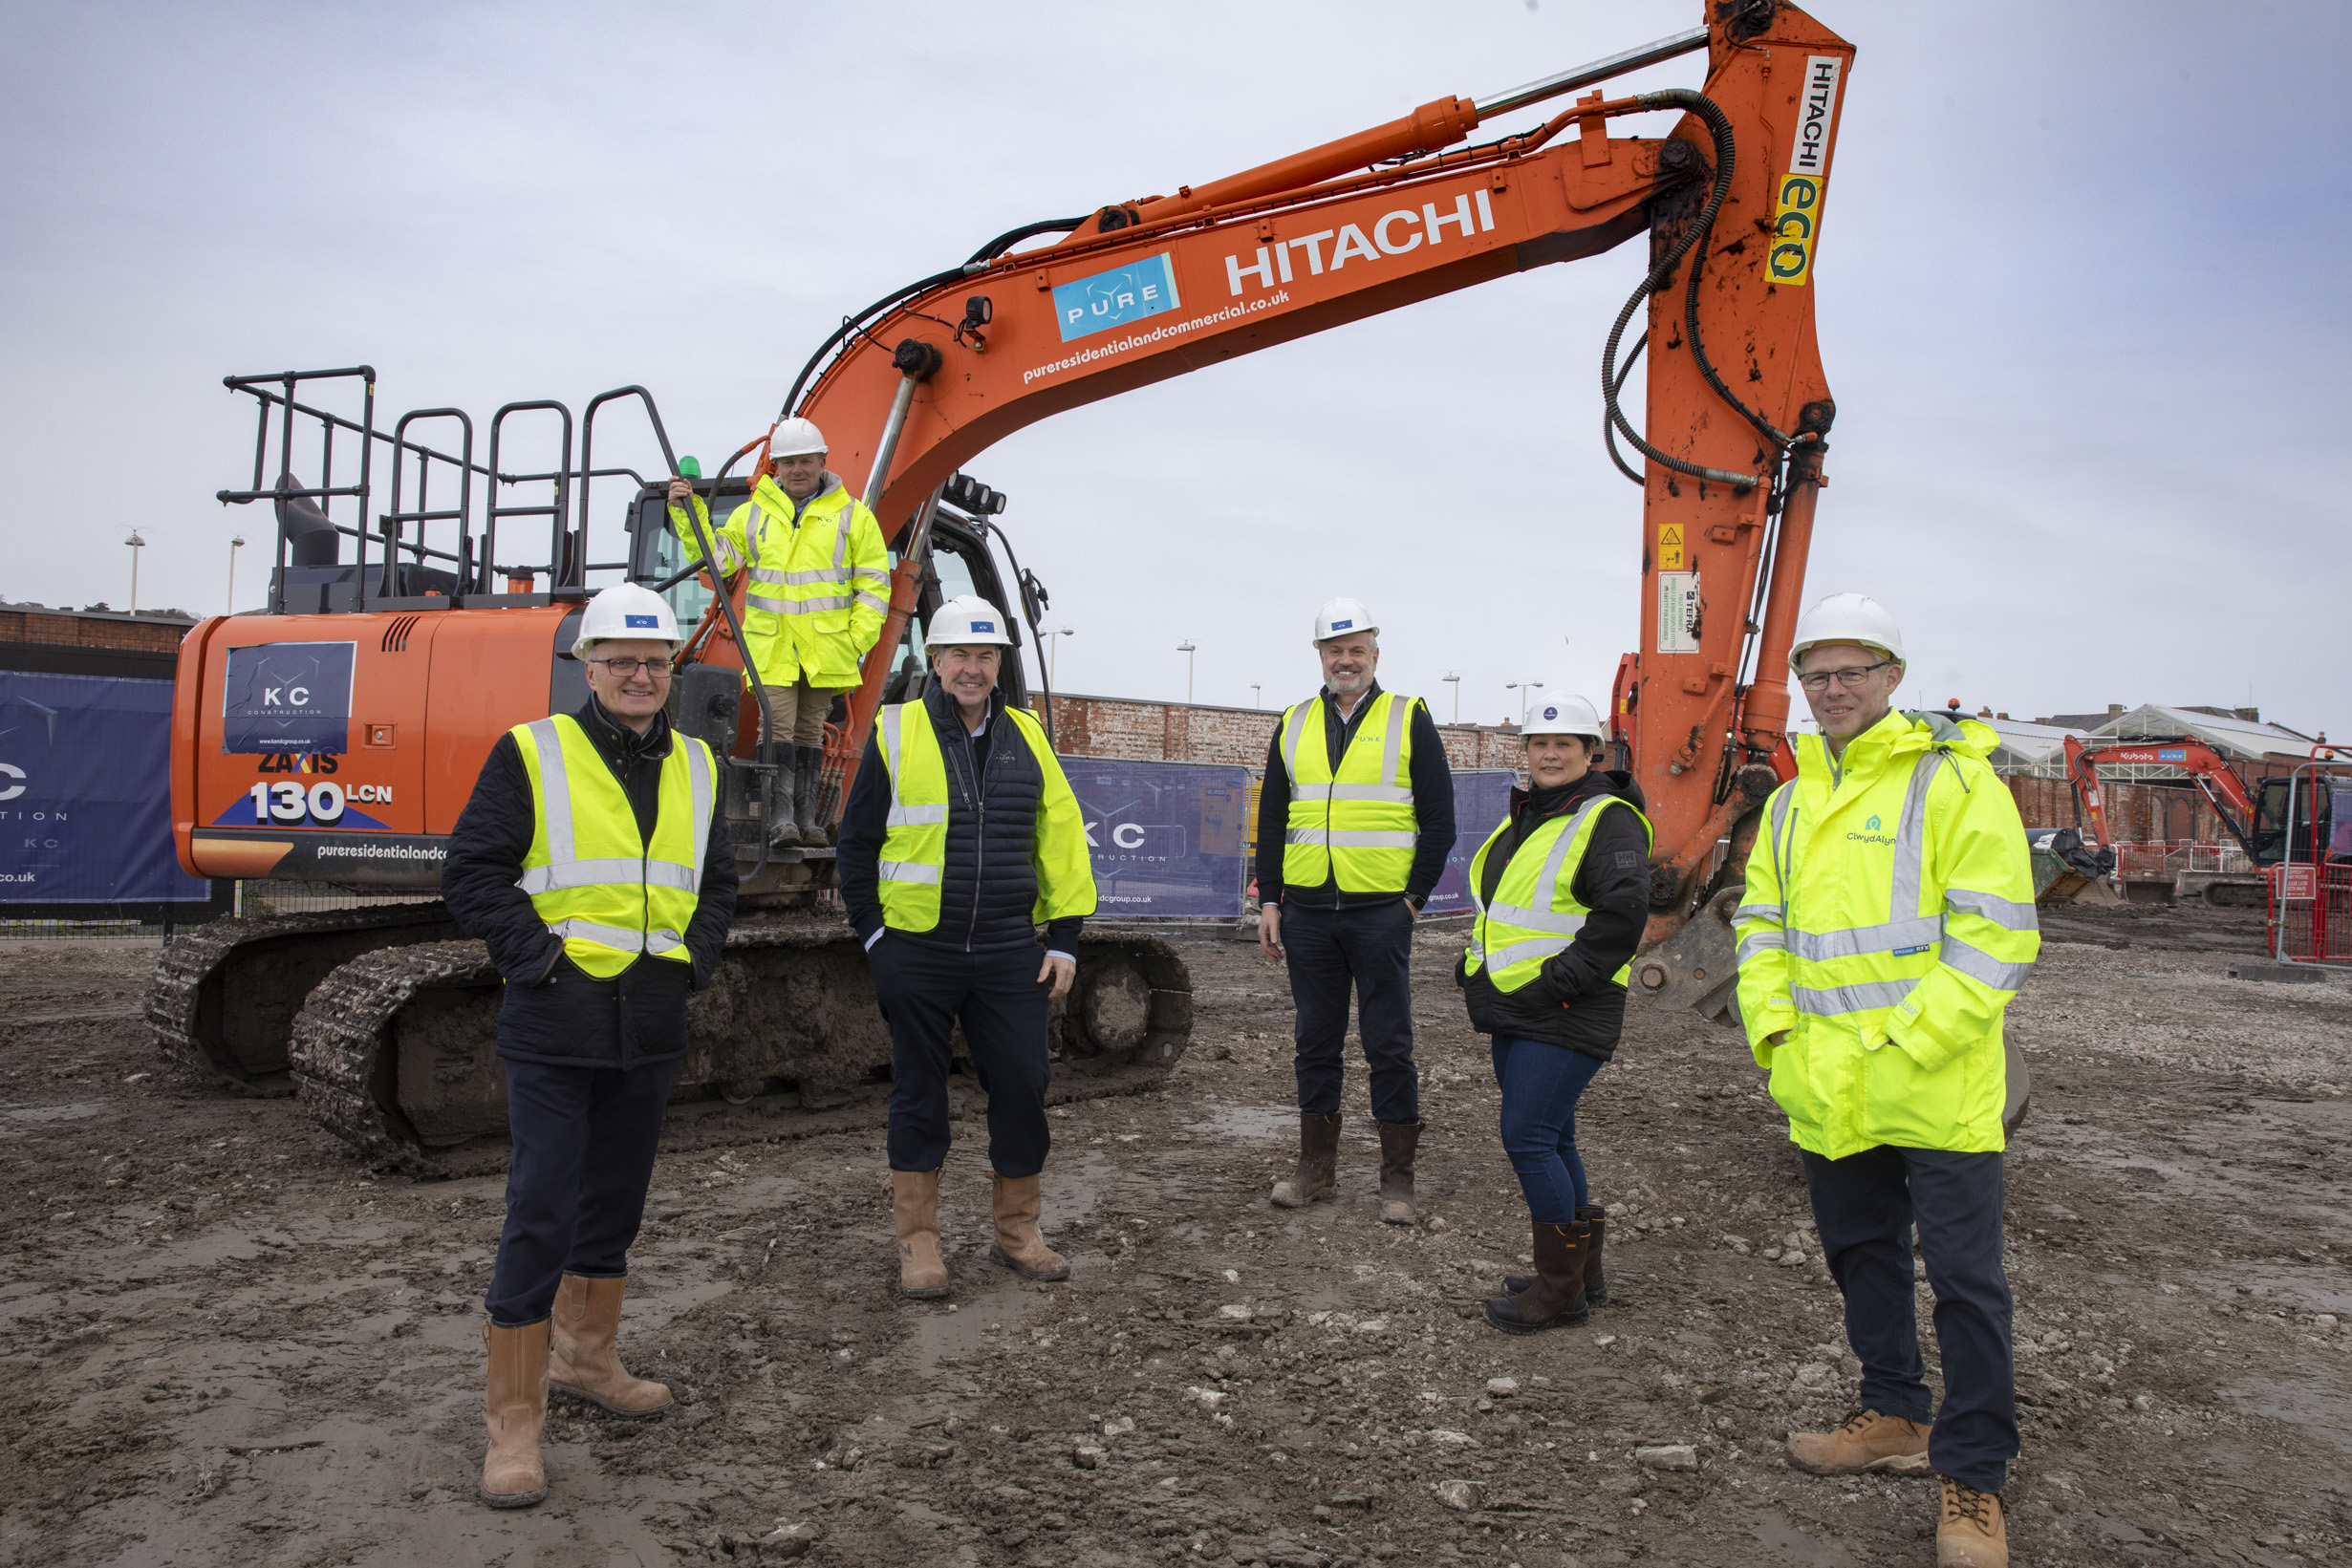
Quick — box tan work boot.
[1376,1121,1421,1225]
[480,1318,550,1509]
[987,1171,1070,1281]
[889,1169,950,1300]
[1786,1407,1931,1475]
[1270,1111,1342,1208]
[548,1275,673,1419]
[1936,1474,2007,1567]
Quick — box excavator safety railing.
[217,367,685,614]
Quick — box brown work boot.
[1507,1201,1609,1304]
[1270,1111,1342,1208]
[987,1171,1070,1281]
[1936,1474,2007,1567]
[1376,1121,1421,1225]
[480,1318,550,1509]
[548,1275,673,1419]
[1484,1221,1589,1334]
[889,1169,950,1300]
[1786,1408,1932,1475]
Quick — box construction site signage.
[1064,757,1250,917]
[1769,55,1845,287]
[219,641,356,756]
[1053,253,1183,343]
[0,671,213,906]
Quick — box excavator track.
[145,903,464,1095]
[289,916,1193,1178]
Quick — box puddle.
[0,1101,103,1134]
[2219,1375,2352,1456]
[1184,1102,1298,1141]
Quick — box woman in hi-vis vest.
[1456,693,1651,1335]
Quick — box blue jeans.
[1802,1145,2018,1493]
[1490,1035,1606,1224]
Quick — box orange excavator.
[157,1,1861,1171]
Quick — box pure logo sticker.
[1052,253,1182,343]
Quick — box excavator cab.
[2254,774,2350,870]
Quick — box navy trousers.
[872,936,1053,1178]
[485,1055,678,1327]
[1802,1145,2018,1493]
[1282,898,1420,1126]
[1489,1036,1606,1223]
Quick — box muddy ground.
[2,901,2349,1568]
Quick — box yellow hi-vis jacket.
[1735,709,2040,1158]
[667,473,890,689]
[1279,690,1423,894]
[511,715,717,979]
[871,700,1097,934]
[1464,793,1652,992]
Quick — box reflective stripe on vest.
[1765,748,2036,1018]
[1280,692,1419,893]
[1462,791,1651,992]
[511,716,714,977]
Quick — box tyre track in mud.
[0,912,2347,1567]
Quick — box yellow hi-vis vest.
[667,475,890,688]
[1733,709,2041,1159]
[510,715,716,979]
[872,700,1099,934]
[1463,793,1651,992]
[1279,691,1421,894]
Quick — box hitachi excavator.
[157,2,1931,1174]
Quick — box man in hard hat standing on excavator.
[1256,598,1455,1224]
[836,595,1098,1300]
[666,417,890,847]
[441,582,737,1510]
[1734,592,2039,1568]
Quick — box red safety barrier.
[2270,862,2352,963]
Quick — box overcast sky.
[4,0,2344,739]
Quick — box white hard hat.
[1312,596,1377,645]
[929,593,1013,647]
[1787,591,1906,674]
[571,582,683,659]
[1521,692,1607,741]
[768,417,828,460]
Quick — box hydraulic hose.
[778,217,1089,420]
[1599,88,1775,491]
[1603,331,1648,485]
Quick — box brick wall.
[0,605,193,654]
[2007,753,2304,845]
[1036,691,1525,773]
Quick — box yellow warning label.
[1657,524,1686,571]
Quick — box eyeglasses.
[589,657,674,678]
[1797,659,1895,694]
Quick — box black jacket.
[441,698,738,1068]
[1457,768,1650,1062]
[1254,680,1457,909]
[837,683,1085,955]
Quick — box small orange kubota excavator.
[160,2,1868,1172]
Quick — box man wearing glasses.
[442,582,738,1510]
[666,416,890,848]
[1733,592,2039,1568]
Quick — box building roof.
[1976,716,2088,775]
[0,598,195,626]
[2090,703,2314,761]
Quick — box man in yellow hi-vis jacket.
[666,416,888,847]
[1735,593,2039,1568]
[835,595,1098,1301]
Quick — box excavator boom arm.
[791,3,1855,902]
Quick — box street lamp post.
[1250,683,1262,709]
[227,535,246,614]
[1045,626,1073,688]
[125,531,146,616]
[1176,640,1197,706]
[1505,680,1545,725]
[1443,672,1461,723]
